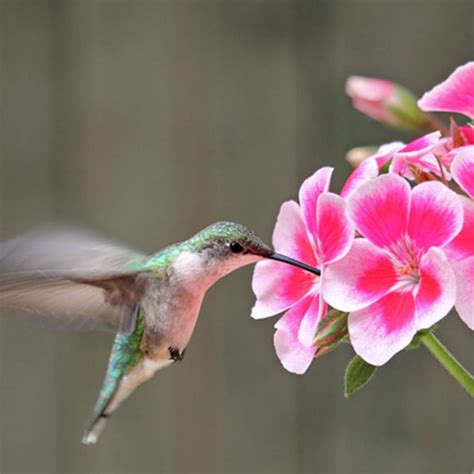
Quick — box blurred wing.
[0,226,145,276]
[0,226,150,333]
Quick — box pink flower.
[323,175,463,365]
[418,62,474,119]
[444,197,474,329]
[252,168,354,374]
[346,76,429,130]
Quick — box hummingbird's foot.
[168,346,185,362]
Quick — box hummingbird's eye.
[229,241,244,253]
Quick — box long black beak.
[269,252,320,276]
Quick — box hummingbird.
[0,222,319,445]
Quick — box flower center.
[389,238,421,291]
[389,235,423,289]
[395,260,420,291]
[398,261,417,276]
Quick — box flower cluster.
[251,62,474,377]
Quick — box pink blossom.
[418,62,474,119]
[444,197,474,329]
[346,76,428,130]
[323,175,462,365]
[252,168,354,374]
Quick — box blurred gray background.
[0,1,473,473]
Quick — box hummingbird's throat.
[269,253,320,276]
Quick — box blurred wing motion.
[0,226,150,333]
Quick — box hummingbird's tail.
[82,308,145,445]
[82,416,108,445]
[82,352,173,445]
[82,307,175,445]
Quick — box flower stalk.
[421,332,474,397]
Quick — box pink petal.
[433,136,452,157]
[451,145,474,198]
[298,167,333,239]
[373,142,405,166]
[390,132,442,178]
[390,153,443,180]
[418,62,474,119]
[452,257,474,329]
[251,260,315,318]
[252,200,319,318]
[398,131,441,155]
[341,142,404,199]
[459,126,474,145]
[346,76,395,102]
[272,200,317,265]
[273,329,316,375]
[347,174,410,249]
[415,248,456,329]
[352,99,395,123]
[341,157,379,199]
[407,181,463,254]
[274,295,311,333]
[315,193,354,264]
[298,293,327,347]
[322,239,398,312]
[348,291,417,366]
[273,297,317,374]
[444,197,474,262]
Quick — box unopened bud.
[314,310,348,358]
[346,76,433,132]
[346,146,377,168]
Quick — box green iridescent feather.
[144,221,262,272]
[85,307,145,429]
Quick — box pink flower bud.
[346,76,431,131]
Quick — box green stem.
[421,332,474,397]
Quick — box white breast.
[171,251,214,289]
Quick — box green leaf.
[344,355,377,398]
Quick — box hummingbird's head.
[188,221,319,279]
